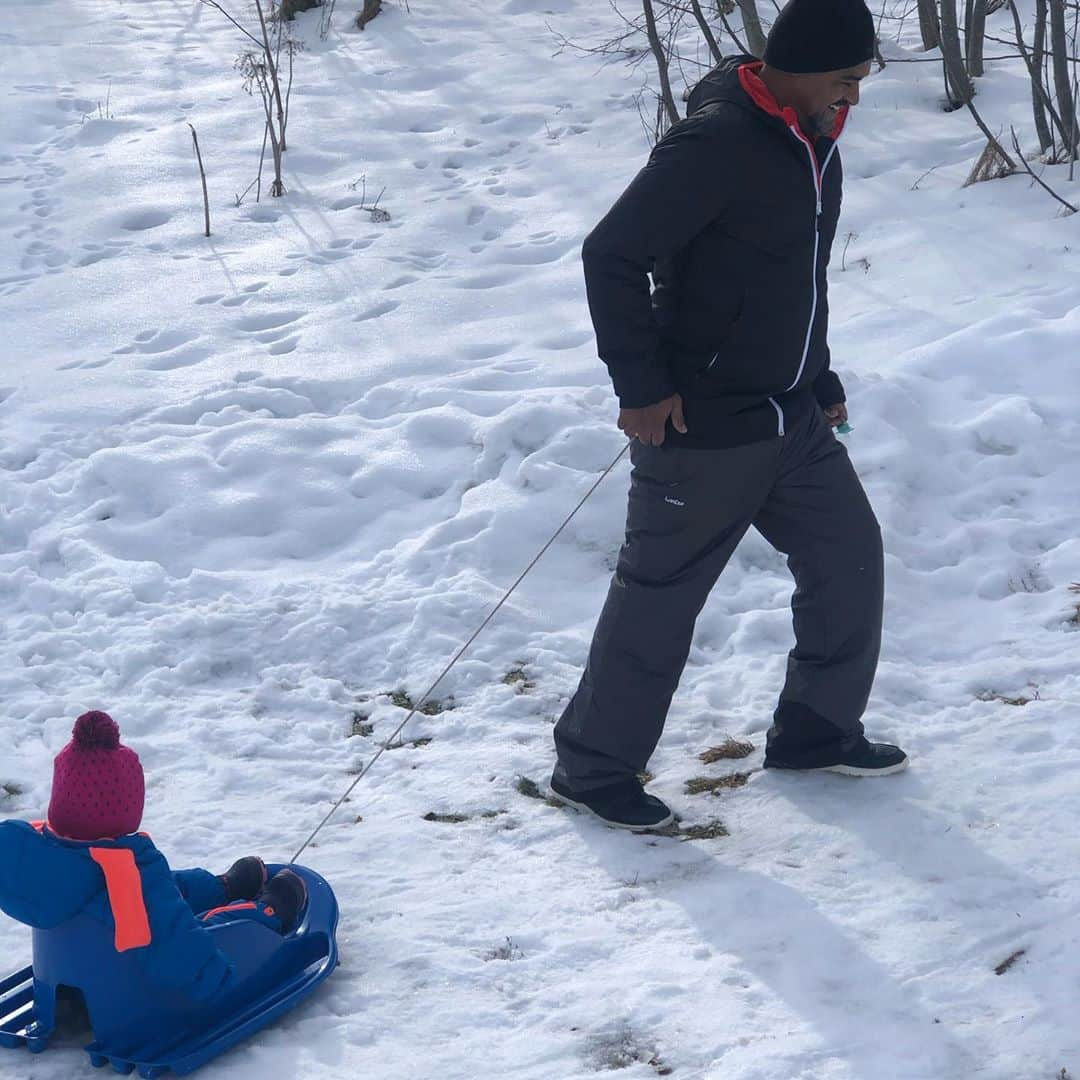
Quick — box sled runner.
[0,863,338,1078]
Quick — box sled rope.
[289,441,631,864]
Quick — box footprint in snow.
[538,329,592,351]
[76,240,131,268]
[354,300,400,322]
[233,310,304,349]
[267,337,299,356]
[109,329,212,371]
[285,240,373,267]
[460,342,513,361]
[0,272,37,297]
[387,249,447,272]
[234,311,303,333]
[118,208,171,232]
[455,270,518,290]
[495,235,574,267]
[219,282,269,308]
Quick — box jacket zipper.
[766,128,838,436]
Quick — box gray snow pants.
[552,405,884,790]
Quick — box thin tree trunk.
[283,41,295,152]
[254,0,288,153]
[357,0,382,30]
[690,0,723,62]
[940,0,974,105]
[968,0,987,76]
[267,120,284,196]
[643,0,680,130]
[1011,0,1066,153]
[1049,0,1077,154]
[255,69,285,196]
[256,119,269,201]
[736,0,768,57]
[1030,0,1055,153]
[917,0,940,50]
[1071,0,1079,177]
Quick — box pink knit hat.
[48,712,145,841]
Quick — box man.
[549,0,908,830]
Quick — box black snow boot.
[765,737,908,777]
[258,869,308,934]
[219,856,268,902]
[548,776,674,831]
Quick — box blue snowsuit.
[0,820,279,1008]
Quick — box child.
[0,711,308,1007]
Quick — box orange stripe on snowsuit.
[89,847,152,952]
[200,901,257,921]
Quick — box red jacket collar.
[737,61,848,143]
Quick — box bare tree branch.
[197,0,265,49]
[715,2,750,53]
[689,0,723,61]
[643,0,681,129]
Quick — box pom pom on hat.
[72,711,121,750]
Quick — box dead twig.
[1010,125,1078,211]
[911,163,942,188]
[188,123,211,237]
[994,947,1027,975]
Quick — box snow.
[2,0,1080,1077]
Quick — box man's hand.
[618,394,687,446]
[823,402,848,428]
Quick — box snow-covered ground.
[3,0,1080,1076]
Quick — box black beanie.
[764,0,875,74]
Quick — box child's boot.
[219,856,267,901]
[258,869,308,934]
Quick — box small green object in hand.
[835,422,853,435]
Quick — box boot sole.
[781,757,910,777]
[546,784,675,831]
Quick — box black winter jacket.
[581,56,848,448]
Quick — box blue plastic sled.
[0,863,338,1078]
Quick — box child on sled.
[0,711,307,1006]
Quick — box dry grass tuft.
[699,738,754,763]
[685,772,751,795]
[422,811,470,824]
[678,819,729,841]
